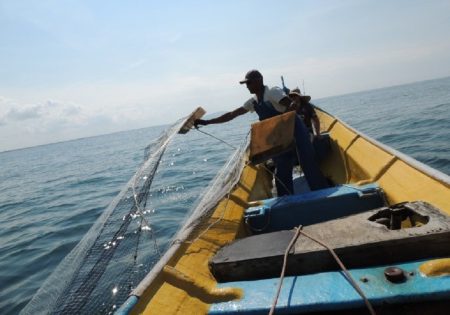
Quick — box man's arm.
[194,106,248,126]
[312,115,321,136]
[307,104,321,136]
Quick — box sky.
[1,0,450,152]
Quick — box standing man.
[195,70,328,195]
[195,70,294,196]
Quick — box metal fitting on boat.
[384,267,406,283]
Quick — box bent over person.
[195,70,328,196]
[289,88,321,138]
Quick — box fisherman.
[194,69,328,195]
[289,88,321,139]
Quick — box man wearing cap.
[195,70,328,195]
[195,70,295,196]
[289,88,321,138]
[195,70,293,125]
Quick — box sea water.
[1,76,449,314]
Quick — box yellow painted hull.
[129,109,450,314]
[318,109,450,213]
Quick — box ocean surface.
[1,76,449,314]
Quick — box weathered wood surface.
[249,111,296,164]
[210,201,450,282]
[178,107,206,134]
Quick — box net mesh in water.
[20,115,250,315]
[21,118,187,314]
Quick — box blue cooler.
[244,184,385,233]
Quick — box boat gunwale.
[316,106,450,187]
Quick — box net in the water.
[21,117,184,314]
[21,114,249,314]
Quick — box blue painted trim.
[209,259,450,314]
[115,295,139,315]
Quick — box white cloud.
[0,70,248,152]
[0,97,99,151]
[0,100,83,125]
[5,104,44,121]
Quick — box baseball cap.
[239,69,263,84]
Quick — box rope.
[269,225,303,315]
[297,229,376,315]
[195,127,237,149]
[259,162,293,196]
[194,126,294,196]
[269,225,376,315]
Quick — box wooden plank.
[249,111,296,164]
[178,107,206,134]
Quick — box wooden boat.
[116,107,450,314]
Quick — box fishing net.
[21,115,250,315]
[130,132,249,302]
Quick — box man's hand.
[194,119,209,128]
